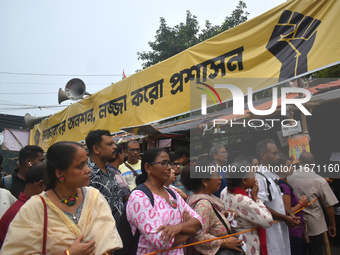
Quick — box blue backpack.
[116,183,176,255]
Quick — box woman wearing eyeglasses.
[126,148,202,255]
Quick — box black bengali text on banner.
[170,46,244,95]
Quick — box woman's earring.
[58,176,66,183]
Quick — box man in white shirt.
[119,140,141,190]
[288,152,338,255]
[256,139,299,255]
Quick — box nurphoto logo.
[200,84,311,116]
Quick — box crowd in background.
[0,130,339,255]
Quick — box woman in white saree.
[0,141,122,255]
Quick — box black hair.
[226,159,250,192]
[126,139,139,149]
[85,129,111,154]
[46,141,84,189]
[180,159,213,192]
[170,152,181,162]
[255,139,276,160]
[136,148,169,185]
[234,155,259,166]
[174,146,189,158]
[248,155,259,164]
[279,152,292,166]
[116,144,123,154]
[0,153,3,166]
[19,145,44,166]
[25,162,48,184]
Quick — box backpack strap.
[3,175,13,190]
[165,187,177,201]
[116,184,178,255]
[134,184,177,207]
[278,179,294,194]
[134,183,154,206]
[256,172,272,202]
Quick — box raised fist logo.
[266,10,321,80]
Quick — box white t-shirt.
[256,166,291,255]
[118,160,142,190]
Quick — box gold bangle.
[65,249,70,255]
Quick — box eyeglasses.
[127,148,140,152]
[150,161,174,168]
[172,162,181,167]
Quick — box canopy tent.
[0,114,26,132]
[123,79,340,137]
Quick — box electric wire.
[0,71,126,76]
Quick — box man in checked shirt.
[85,129,124,224]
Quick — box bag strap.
[194,199,245,254]
[39,196,48,255]
[165,187,177,201]
[256,172,272,202]
[278,179,294,194]
[211,204,232,234]
[135,183,154,206]
[193,198,232,234]
[134,184,177,207]
[124,162,139,176]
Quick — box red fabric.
[257,227,268,255]
[230,187,268,255]
[230,187,249,197]
[39,195,48,255]
[0,192,30,248]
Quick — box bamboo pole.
[323,232,331,255]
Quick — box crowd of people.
[0,130,339,255]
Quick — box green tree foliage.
[137,1,249,69]
[312,64,340,78]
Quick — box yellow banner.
[30,0,340,150]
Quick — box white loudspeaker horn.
[24,113,50,129]
[58,78,91,104]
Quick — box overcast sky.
[0,0,285,120]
